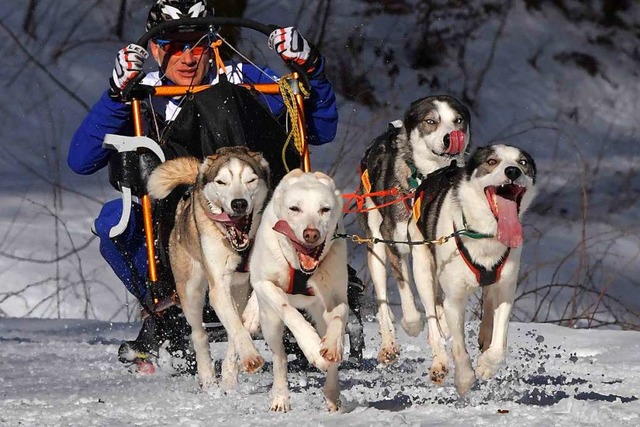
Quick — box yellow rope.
[278,75,309,172]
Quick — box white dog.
[249,169,349,412]
[147,146,269,390]
[411,144,537,395]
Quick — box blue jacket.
[68,60,338,175]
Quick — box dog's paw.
[377,343,400,365]
[241,353,265,374]
[430,361,449,384]
[454,365,476,396]
[242,297,261,335]
[199,374,217,391]
[270,394,291,412]
[475,351,502,380]
[220,372,238,392]
[401,315,424,337]
[319,337,343,364]
[325,395,342,412]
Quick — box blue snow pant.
[93,199,150,303]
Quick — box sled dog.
[413,144,537,395]
[147,146,270,389]
[357,95,471,364]
[250,169,348,412]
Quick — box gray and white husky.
[357,95,471,364]
[412,144,537,395]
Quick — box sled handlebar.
[135,17,310,88]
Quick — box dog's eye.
[289,206,301,213]
[487,158,498,166]
[519,159,528,166]
[246,178,257,184]
[454,116,464,124]
[215,180,227,185]
[320,207,331,214]
[425,119,436,125]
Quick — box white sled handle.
[102,134,166,162]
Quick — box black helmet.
[146,0,214,32]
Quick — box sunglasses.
[153,36,212,56]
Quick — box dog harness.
[454,223,510,287]
[286,265,316,296]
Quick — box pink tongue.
[446,130,465,154]
[273,220,315,255]
[495,196,523,248]
[209,212,234,224]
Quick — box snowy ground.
[1,318,639,426]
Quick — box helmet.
[146,0,214,32]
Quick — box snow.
[2,319,639,426]
[1,0,640,425]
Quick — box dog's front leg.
[319,301,348,364]
[476,276,517,381]
[252,280,330,372]
[258,295,290,412]
[409,231,450,384]
[307,301,343,412]
[205,270,264,376]
[175,261,215,390]
[241,291,260,335]
[443,291,476,396]
[367,243,400,365]
[389,223,424,337]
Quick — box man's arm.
[68,44,147,175]
[67,90,133,175]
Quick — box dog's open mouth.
[273,220,325,274]
[209,212,253,251]
[484,184,527,248]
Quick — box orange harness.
[342,168,416,214]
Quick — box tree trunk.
[23,0,38,40]
[210,0,247,56]
[116,0,127,39]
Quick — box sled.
[103,17,364,369]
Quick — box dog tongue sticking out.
[485,185,526,248]
[445,130,466,155]
[273,220,324,273]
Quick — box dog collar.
[454,223,510,287]
[406,162,426,189]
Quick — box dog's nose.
[231,198,248,214]
[443,133,450,150]
[504,166,522,181]
[303,227,320,244]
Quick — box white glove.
[268,27,319,73]
[109,44,148,98]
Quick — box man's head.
[146,0,214,86]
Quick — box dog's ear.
[251,152,271,178]
[282,168,305,184]
[312,171,336,191]
[199,156,215,177]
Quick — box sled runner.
[103,17,364,372]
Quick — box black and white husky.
[357,95,471,364]
[412,144,537,395]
